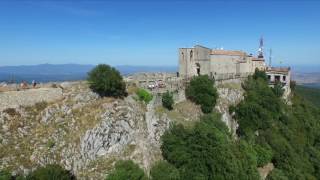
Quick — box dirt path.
[0,88,63,111]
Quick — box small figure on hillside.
[20,81,28,89]
[32,80,37,88]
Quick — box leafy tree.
[106,160,147,180]
[150,161,180,180]
[136,88,153,104]
[161,113,260,180]
[272,82,284,97]
[162,91,174,110]
[185,75,218,113]
[290,81,296,91]
[253,68,268,81]
[26,164,73,180]
[87,64,127,97]
[235,75,282,137]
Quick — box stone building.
[266,67,291,86]
[178,45,265,81]
[178,43,292,98]
[266,67,291,98]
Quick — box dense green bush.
[254,144,273,167]
[162,91,174,110]
[150,161,180,180]
[272,82,284,97]
[161,113,260,179]
[26,164,72,180]
[235,74,282,137]
[87,64,127,97]
[136,88,153,104]
[266,169,288,180]
[185,75,218,113]
[106,160,147,180]
[0,170,12,180]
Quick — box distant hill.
[0,64,177,83]
[291,65,320,85]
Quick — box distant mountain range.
[0,64,177,83]
[1,63,319,84]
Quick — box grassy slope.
[295,85,320,107]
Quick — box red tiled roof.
[252,57,265,61]
[266,67,291,72]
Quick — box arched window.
[196,63,200,75]
[190,50,193,59]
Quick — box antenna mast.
[269,49,272,67]
[258,36,264,58]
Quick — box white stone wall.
[179,45,266,81]
[179,48,195,78]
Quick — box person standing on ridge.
[32,80,37,88]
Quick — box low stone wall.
[0,88,63,111]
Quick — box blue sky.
[0,0,319,67]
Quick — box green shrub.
[266,169,288,180]
[254,144,273,167]
[272,82,284,97]
[290,81,296,91]
[162,91,174,110]
[150,161,180,180]
[185,75,218,113]
[106,160,147,180]
[87,64,127,97]
[26,164,72,180]
[0,170,12,180]
[46,139,55,149]
[136,89,153,104]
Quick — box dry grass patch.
[217,82,242,90]
[127,84,139,95]
[156,100,201,128]
[68,97,115,144]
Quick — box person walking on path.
[32,80,37,88]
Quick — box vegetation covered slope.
[232,71,320,180]
[106,71,320,180]
[295,85,320,107]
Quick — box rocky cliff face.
[216,87,244,135]
[0,82,171,179]
[0,81,244,179]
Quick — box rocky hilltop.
[0,80,244,179]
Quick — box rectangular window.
[283,76,286,81]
